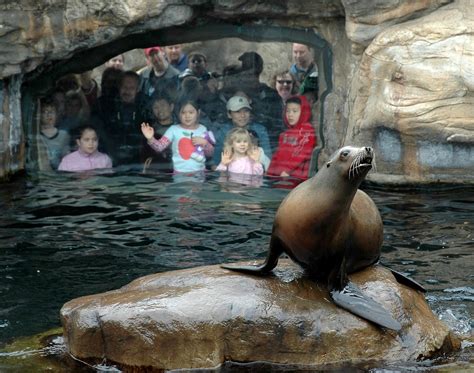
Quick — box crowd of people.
[38,42,319,184]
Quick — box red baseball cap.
[144,46,162,57]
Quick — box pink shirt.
[216,156,263,175]
[58,150,112,172]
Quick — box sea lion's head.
[326,146,374,182]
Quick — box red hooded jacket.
[267,95,316,180]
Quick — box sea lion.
[222,146,425,331]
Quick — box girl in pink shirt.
[216,128,263,175]
[58,125,112,172]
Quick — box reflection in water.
[0,172,472,369]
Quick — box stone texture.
[0,0,473,184]
[61,260,459,371]
[346,0,474,184]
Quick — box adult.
[79,71,99,108]
[92,71,148,166]
[164,45,188,72]
[271,70,297,105]
[104,54,125,70]
[212,95,272,171]
[139,46,180,100]
[179,52,222,122]
[58,90,90,134]
[290,43,319,97]
[233,51,282,151]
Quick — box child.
[58,125,112,172]
[267,95,316,180]
[140,99,215,173]
[212,95,271,170]
[39,98,71,170]
[141,94,176,171]
[216,128,263,175]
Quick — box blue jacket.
[211,121,272,166]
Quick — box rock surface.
[346,0,474,184]
[61,260,459,371]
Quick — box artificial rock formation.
[0,0,473,183]
[346,0,474,184]
[61,260,459,371]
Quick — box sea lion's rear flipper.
[330,282,402,331]
[220,235,284,275]
[387,267,426,293]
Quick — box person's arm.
[141,122,172,153]
[252,161,264,175]
[148,136,171,153]
[191,130,215,157]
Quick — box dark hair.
[177,98,200,113]
[188,52,207,63]
[238,52,263,76]
[73,124,99,140]
[150,91,173,104]
[286,96,302,106]
[120,70,140,85]
[101,67,123,97]
[40,97,56,108]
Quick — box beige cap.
[226,95,252,112]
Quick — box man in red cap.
[139,46,180,99]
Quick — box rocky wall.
[0,75,24,179]
[0,0,472,184]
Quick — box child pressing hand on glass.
[140,99,215,173]
[216,128,263,175]
[58,125,112,172]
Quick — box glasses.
[191,59,204,64]
[277,80,293,85]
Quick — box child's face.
[228,108,250,128]
[179,104,199,128]
[152,99,173,123]
[232,137,249,155]
[286,103,302,126]
[40,105,57,128]
[77,129,99,155]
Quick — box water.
[0,170,472,371]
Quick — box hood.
[283,95,312,128]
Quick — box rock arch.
[0,0,473,184]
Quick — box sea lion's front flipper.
[386,267,426,293]
[330,282,401,331]
[220,234,284,275]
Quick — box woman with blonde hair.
[216,127,263,175]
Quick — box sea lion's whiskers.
[349,152,363,179]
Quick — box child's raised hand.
[141,122,154,140]
[220,149,233,166]
[249,147,261,162]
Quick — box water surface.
[0,171,472,370]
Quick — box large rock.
[346,0,474,184]
[60,260,459,371]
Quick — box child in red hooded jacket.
[267,95,316,180]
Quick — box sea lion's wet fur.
[222,146,404,330]
[271,146,382,285]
